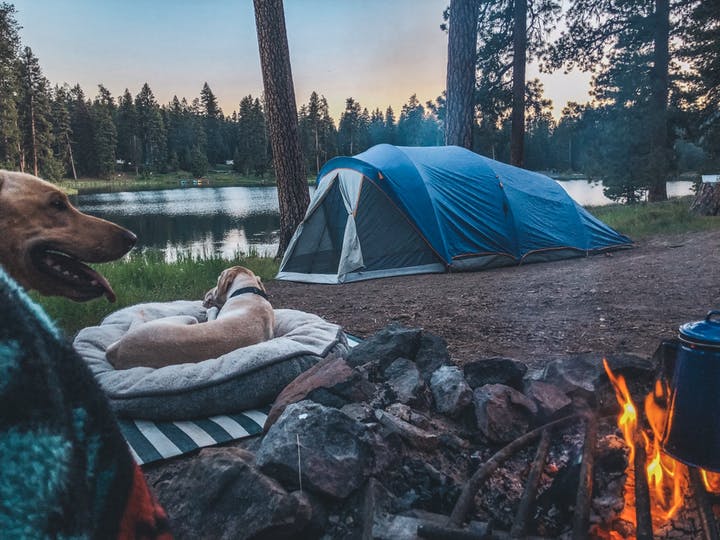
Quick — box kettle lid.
[679,310,720,346]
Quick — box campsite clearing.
[269,227,720,367]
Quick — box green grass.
[57,170,277,193]
[31,251,279,338]
[57,170,316,193]
[588,196,720,239]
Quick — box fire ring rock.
[473,384,538,443]
[256,400,373,499]
[430,365,473,418]
[152,447,312,540]
[464,357,528,390]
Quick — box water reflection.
[557,179,694,206]
[75,186,283,260]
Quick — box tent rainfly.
[277,144,632,284]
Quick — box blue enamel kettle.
[661,310,720,471]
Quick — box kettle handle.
[706,310,720,325]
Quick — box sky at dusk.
[12,0,592,121]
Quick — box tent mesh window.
[355,180,440,271]
[283,179,348,274]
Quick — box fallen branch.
[572,413,598,540]
[449,413,586,526]
[510,428,552,538]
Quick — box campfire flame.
[602,359,687,528]
[701,469,720,493]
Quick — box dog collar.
[228,286,269,301]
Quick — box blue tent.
[277,144,632,283]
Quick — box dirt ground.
[267,229,720,367]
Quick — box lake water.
[75,186,285,260]
[75,180,694,261]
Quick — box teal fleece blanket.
[0,268,172,539]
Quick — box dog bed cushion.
[74,301,348,420]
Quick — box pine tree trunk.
[66,133,77,180]
[690,183,720,216]
[253,0,309,258]
[17,140,24,172]
[314,127,320,175]
[510,0,527,167]
[648,0,670,202]
[445,0,480,149]
[29,95,38,176]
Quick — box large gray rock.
[385,358,424,405]
[464,357,528,390]
[347,323,422,370]
[523,380,573,421]
[541,352,655,405]
[264,357,375,431]
[153,447,313,540]
[414,333,452,381]
[430,366,473,418]
[256,400,372,499]
[473,384,538,443]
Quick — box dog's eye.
[50,198,68,211]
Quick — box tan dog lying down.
[106,266,274,369]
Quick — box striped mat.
[119,334,362,466]
[118,409,269,465]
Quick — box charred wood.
[689,467,720,540]
[449,413,585,526]
[510,428,551,538]
[634,436,654,540]
[572,413,598,540]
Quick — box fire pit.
[144,323,720,540]
[598,359,720,540]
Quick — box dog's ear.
[255,275,267,293]
[202,287,217,308]
[214,268,236,302]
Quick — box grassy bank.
[57,168,316,193]
[31,196,719,337]
[588,196,719,239]
[57,169,277,193]
[32,253,279,338]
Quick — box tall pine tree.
[17,46,57,178]
[116,89,139,172]
[50,85,76,179]
[200,82,226,165]
[0,3,20,170]
[91,84,117,177]
[549,0,682,201]
[298,91,335,174]
[135,83,167,173]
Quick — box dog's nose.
[122,228,137,248]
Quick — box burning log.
[689,467,720,540]
[449,413,585,527]
[509,428,551,538]
[634,437,654,540]
[572,412,598,540]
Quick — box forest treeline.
[0,1,718,203]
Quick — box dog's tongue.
[84,267,116,302]
[95,273,116,303]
